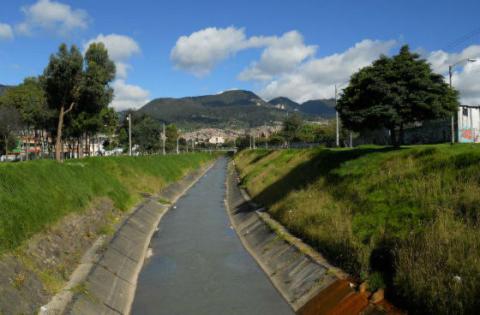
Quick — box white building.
[208,136,225,145]
[458,105,480,143]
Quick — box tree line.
[0,44,459,159]
[235,114,339,150]
[0,43,117,161]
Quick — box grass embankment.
[0,153,214,252]
[235,145,480,314]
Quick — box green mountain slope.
[268,97,336,118]
[138,90,290,129]
[268,97,300,111]
[0,84,11,96]
[300,99,336,117]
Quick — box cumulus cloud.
[258,39,397,102]
[171,28,396,102]
[172,26,480,105]
[239,31,316,81]
[16,0,89,36]
[426,45,480,105]
[84,34,141,79]
[171,27,248,76]
[111,80,150,111]
[170,26,280,76]
[84,34,149,110]
[0,23,14,40]
[84,34,140,62]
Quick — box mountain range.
[0,84,336,129]
[268,97,336,117]
[0,84,11,96]
[137,90,336,129]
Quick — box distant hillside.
[0,84,11,96]
[268,97,300,111]
[269,97,336,118]
[138,90,290,129]
[300,99,336,118]
[136,90,335,129]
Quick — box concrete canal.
[131,158,293,315]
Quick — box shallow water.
[131,158,293,315]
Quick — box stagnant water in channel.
[131,158,293,315]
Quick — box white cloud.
[171,27,247,76]
[171,26,278,76]
[171,28,396,102]
[172,26,480,105]
[84,34,141,79]
[426,45,480,105]
[84,34,148,110]
[111,80,150,111]
[258,39,397,102]
[0,23,14,40]
[17,0,89,36]
[114,62,131,80]
[84,34,140,62]
[239,31,316,81]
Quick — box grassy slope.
[0,153,214,252]
[235,145,480,314]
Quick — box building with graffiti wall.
[458,105,480,143]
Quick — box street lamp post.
[448,58,477,144]
[335,85,340,147]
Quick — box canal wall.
[51,162,215,315]
[225,161,385,315]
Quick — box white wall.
[458,106,480,143]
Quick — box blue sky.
[1,0,480,110]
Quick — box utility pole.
[162,123,166,155]
[127,113,132,156]
[449,65,455,144]
[335,85,340,147]
[253,134,256,149]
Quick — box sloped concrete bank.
[0,199,120,315]
[226,161,389,315]
[50,161,215,315]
